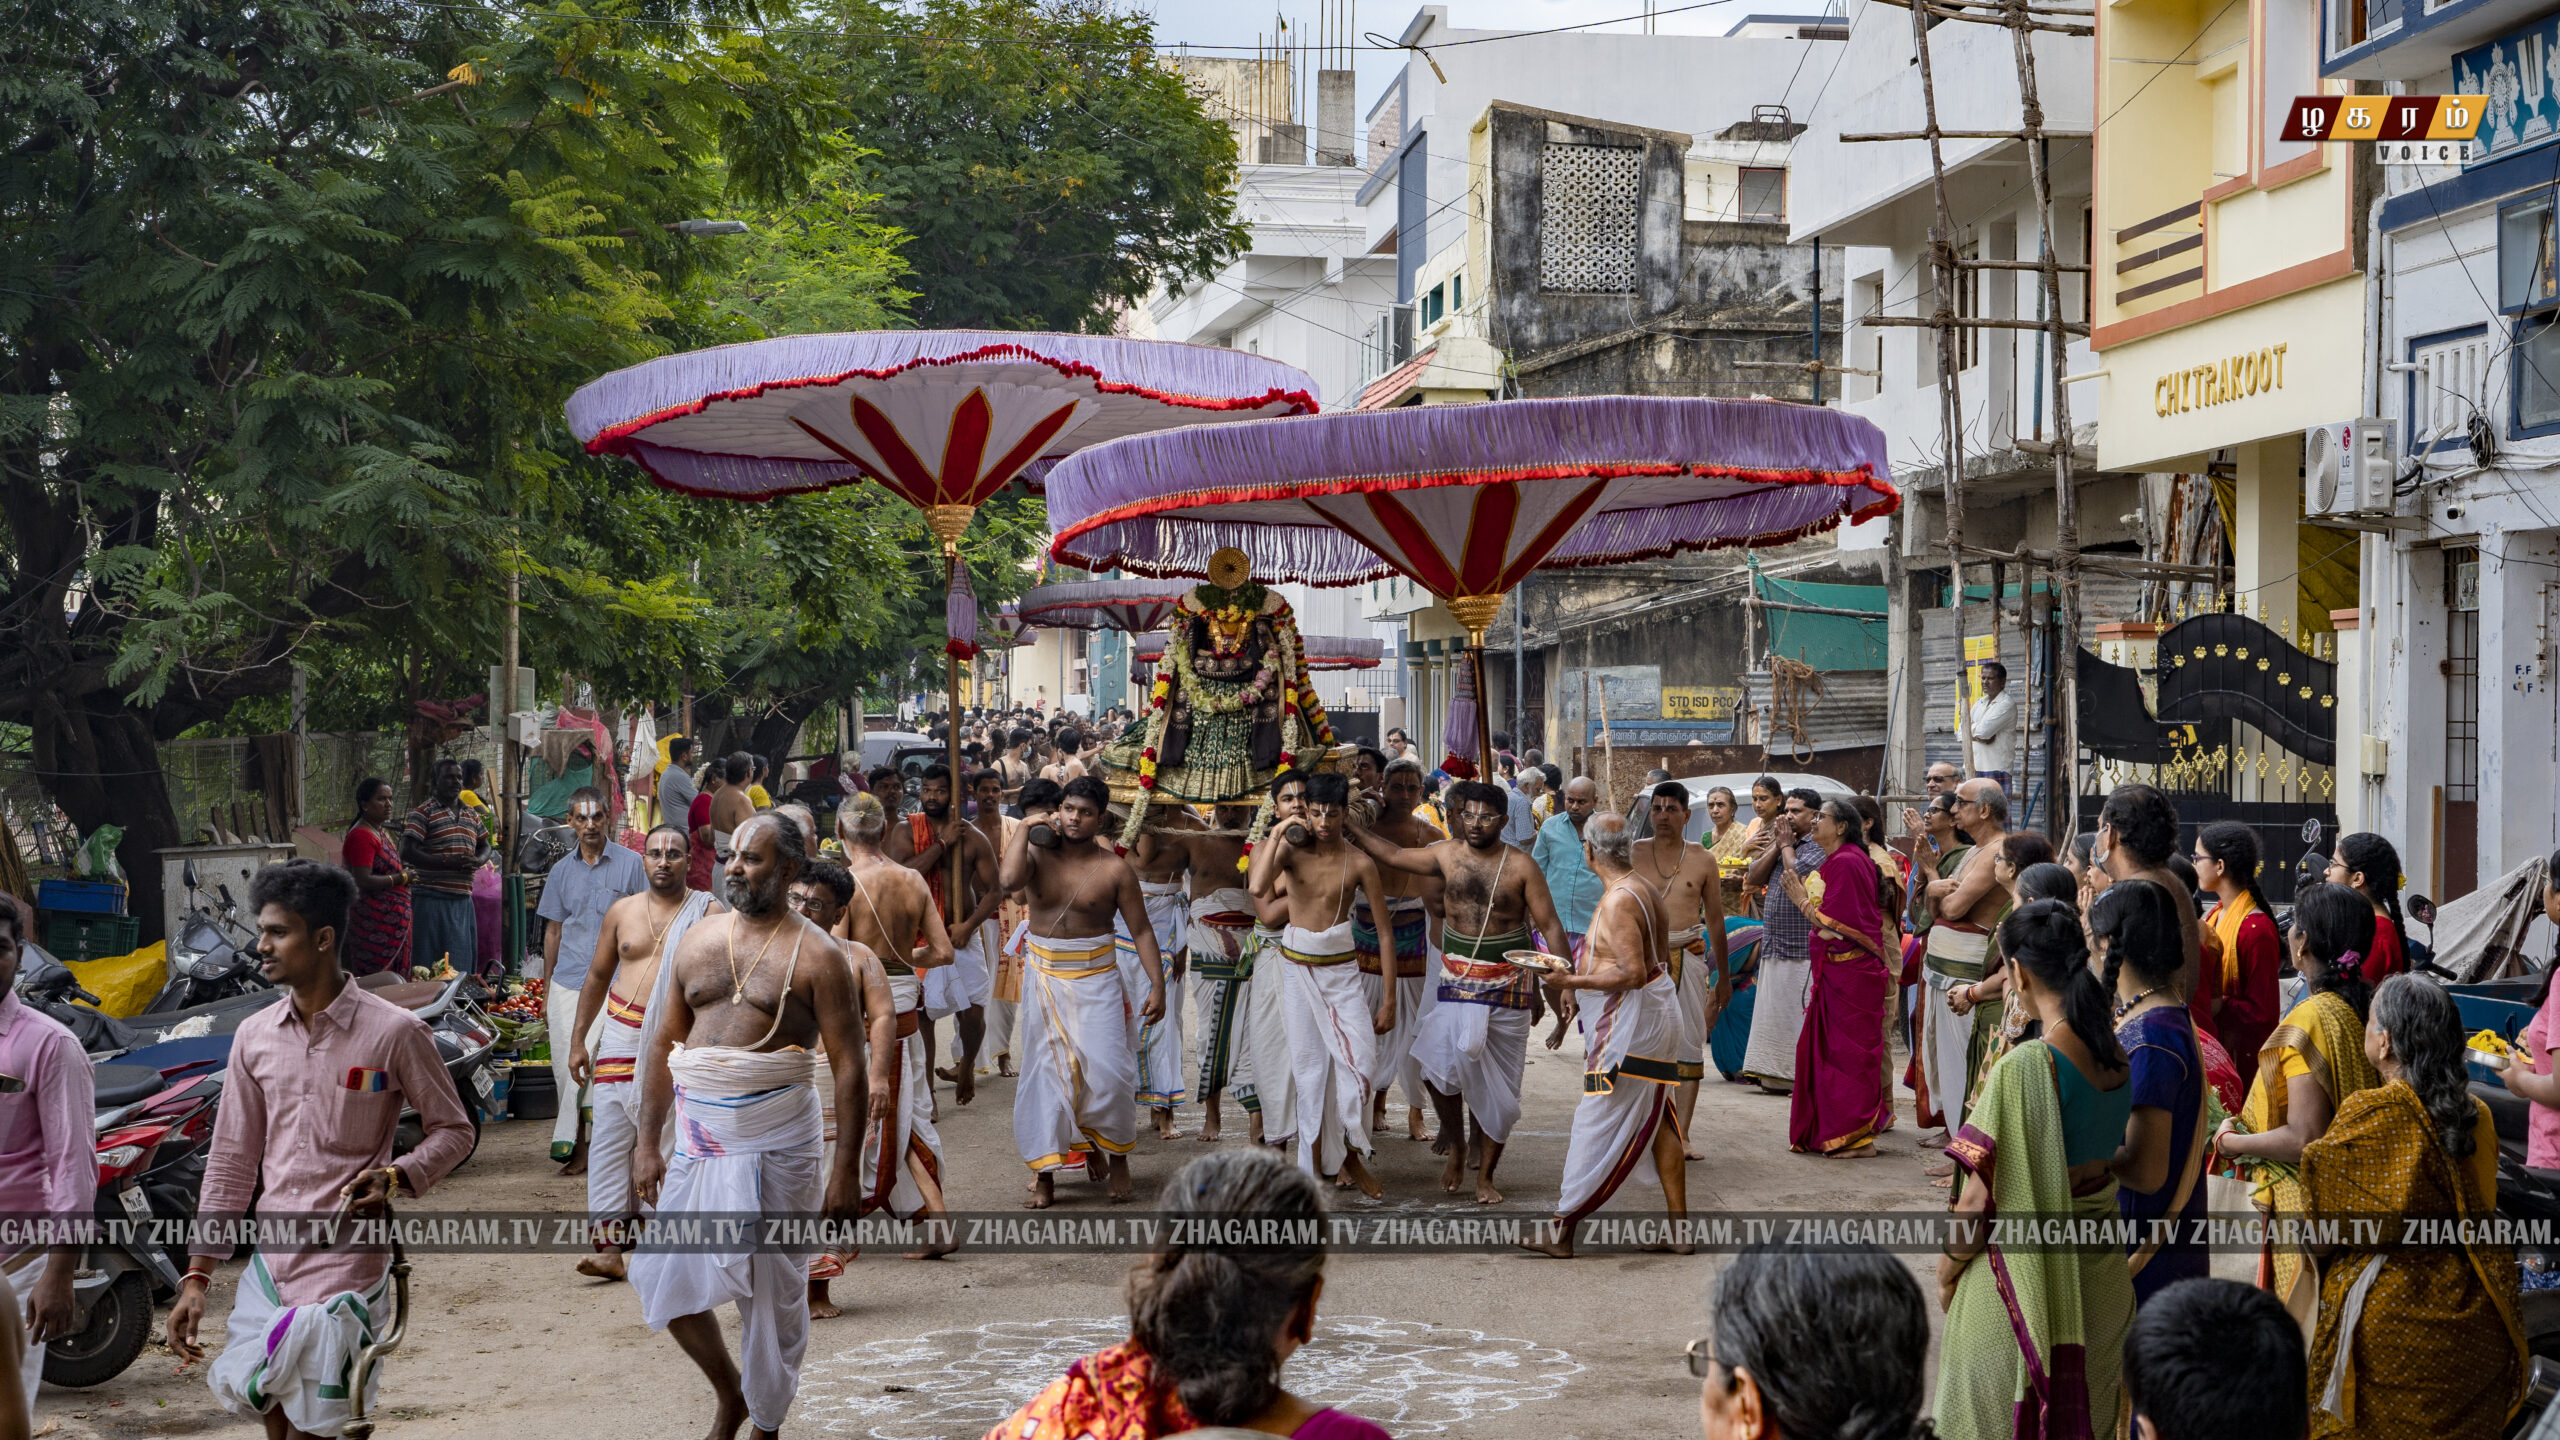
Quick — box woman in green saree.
[1935,899,2135,1440]
[2211,883,2381,1328]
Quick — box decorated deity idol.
[1104,548,1337,845]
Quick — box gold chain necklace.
[725,913,782,1005]
[642,894,679,956]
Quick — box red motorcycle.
[47,1071,222,1388]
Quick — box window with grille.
[2445,544,2480,804]
[2407,327,2490,454]
[1539,144,1644,293]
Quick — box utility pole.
[1846,0,2093,823]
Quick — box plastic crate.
[36,878,126,916]
[43,913,141,965]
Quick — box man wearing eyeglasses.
[537,786,648,1169]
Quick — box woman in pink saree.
[1784,799,1895,1158]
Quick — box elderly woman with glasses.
[1690,1246,1929,1440]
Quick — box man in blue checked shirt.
[537,785,647,1167]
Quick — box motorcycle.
[45,1072,222,1389]
[141,861,273,1014]
[384,975,501,1164]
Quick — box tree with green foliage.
[0,0,839,929]
[811,0,1251,332]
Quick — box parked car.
[1659,770,1861,844]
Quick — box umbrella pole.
[1448,594,1506,783]
[927,506,975,933]
[947,649,963,911]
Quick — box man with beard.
[1248,772,1394,1196]
[1135,802,1255,1141]
[1635,782,1730,1159]
[888,764,1000,1107]
[1358,757,1444,1141]
[1233,771,1310,1150]
[1917,777,2010,1156]
[1001,776,1163,1207]
[783,861,906,1315]
[631,817,868,1440]
[1519,813,1689,1259]
[1124,805,1197,1138]
[1351,780,1566,1205]
[1531,777,1603,957]
[831,794,959,1272]
[567,824,718,1282]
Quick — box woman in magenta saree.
[1784,799,1894,1158]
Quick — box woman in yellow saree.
[2298,973,2524,1439]
[2211,883,2382,1327]
[1934,899,2135,1440]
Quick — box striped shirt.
[403,799,483,896]
[1758,838,1827,964]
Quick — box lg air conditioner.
[2304,418,2397,517]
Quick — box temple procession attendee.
[1122,800,1196,1137]
[1700,785,1754,919]
[1636,782,1729,1158]
[630,816,868,1440]
[171,862,476,1435]
[834,792,955,1249]
[1235,772,1311,1151]
[2097,879,2213,1304]
[1140,804,1256,1142]
[2300,974,2524,1439]
[784,858,907,1311]
[1781,799,1894,1159]
[1918,779,2008,1156]
[889,763,1001,1108]
[1004,776,1163,1207]
[1737,787,1824,1094]
[1530,776,1603,955]
[1355,780,1567,1205]
[2215,881,2383,1326]
[1935,899,2133,1440]
[566,824,715,1283]
[402,756,487,972]
[2326,831,2411,981]
[1357,757,1443,1141]
[341,776,413,976]
[536,786,647,1167]
[2195,821,2283,1088]
[1692,1247,1931,1440]
[1249,772,1393,1197]
[1520,813,1686,1258]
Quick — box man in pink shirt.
[0,894,89,1434]
[166,862,475,1437]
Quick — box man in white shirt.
[1966,661,2017,792]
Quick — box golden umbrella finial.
[1208,546,1254,592]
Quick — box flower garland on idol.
[1118,589,1336,857]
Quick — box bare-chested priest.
[1247,771,1393,1196]
[782,857,906,1317]
[631,815,868,1440]
[1349,779,1566,1204]
[1359,758,1445,1141]
[1002,775,1164,1208]
[1919,777,2010,1171]
[1136,804,1256,1142]
[1635,782,1731,1159]
[568,824,718,1281]
[833,793,959,1261]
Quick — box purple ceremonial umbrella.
[1013,580,1195,635]
[567,331,1317,896]
[1045,396,1895,776]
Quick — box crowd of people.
[1,701,2547,1439]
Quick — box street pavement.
[37,1011,1955,1440]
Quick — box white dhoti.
[1742,950,1810,1084]
[208,1252,393,1437]
[629,1045,825,1435]
[1921,923,1991,1125]
[1119,881,1189,1109]
[1355,899,1431,1112]
[1412,932,1536,1144]
[1669,927,1712,1083]
[922,930,990,1019]
[1236,924,1295,1144]
[1013,934,1139,1171]
[1188,891,1255,1098]
[1556,971,1681,1225]
[860,973,943,1218]
[593,891,711,1245]
[1279,922,1376,1178]
[3,1254,45,1431]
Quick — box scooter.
[380,975,501,1164]
[142,862,273,1014]
[44,1073,221,1389]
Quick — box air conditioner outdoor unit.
[2304,418,2397,517]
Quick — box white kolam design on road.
[795,1314,1580,1438]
